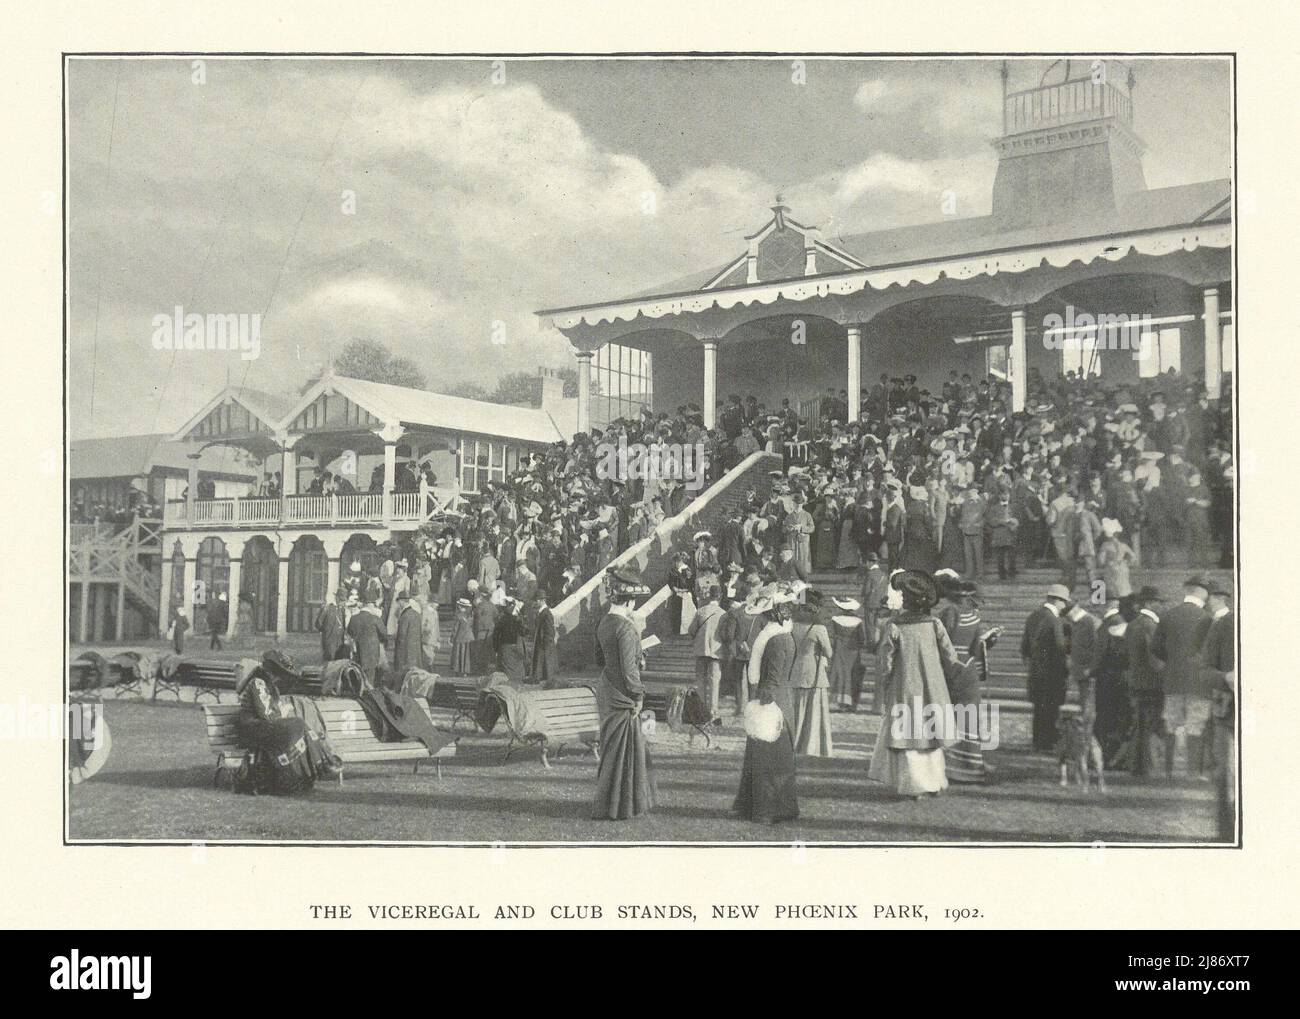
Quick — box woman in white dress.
[869,570,962,799]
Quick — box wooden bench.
[202,696,456,788]
[427,680,483,731]
[498,686,602,768]
[179,659,325,701]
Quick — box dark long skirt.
[1094,670,1131,759]
[732,732,799,823]
[592,707,657,820]
[945,660,986,783]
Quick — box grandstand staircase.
[642,563,1233,710]
[69,518,163,642]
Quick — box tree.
[329,338,427,389]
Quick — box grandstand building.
[88,370,577,639]
[538,61,1233,432]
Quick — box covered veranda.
[539,217,1232,428]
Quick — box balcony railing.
[162,487,461,531]
[1003,79,1132,135]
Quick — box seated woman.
[234,652,337,795]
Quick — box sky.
[66,56,1231,438]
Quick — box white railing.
[161,488,460,531]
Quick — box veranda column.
[325,556,340,603]
[702,339,718,429]
[1203,287,1222,398]
[275,553,290,638]
[156,544,173,636]
[382,440,397,526]
[846,325,862,422]
[185,453,200,523]
[225,554,242,639]
[1010,308,1027,413]
[575,349,594,434]
[180,555,196,630]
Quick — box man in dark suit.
[718,509,745,573]
[391,593,425,689]
[314,587,347,663]
[1021,583,1072,751]
[531,592,560,688]
[1201,584,1236,840]
[1124,586,1166,777]
[1152,575,1214,777]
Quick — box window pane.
[1137,332,1160,378]
[1158,327,1181,374]
[1221,324,1234,372]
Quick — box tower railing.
[1003,78,1132,135]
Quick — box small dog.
[1055,705,1106,792]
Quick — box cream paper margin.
[1,0,1293,930]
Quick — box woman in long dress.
[592,567,657,820]
[828,597,866,712]
[812,496,838,571]
[869,570,961,799]
[899,487,939,575]
[834,504,859,571]
[1097,521,1137,598]
[732,592,799,824]
[935,578,992,783]
[789,594,834,757]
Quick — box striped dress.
[937,602,988,783]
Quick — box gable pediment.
[702,203,867,290]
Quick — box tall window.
[1138,327,1181,378]
[985,344,1011,381]
[592,343,653,428]
[1221,321,1235,375]
[1060,332,1102,377]
[458,438,510,494]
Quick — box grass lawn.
[67,693,1220,844]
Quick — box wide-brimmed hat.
[1045,583,1072,603]
[1134,585,1163,604]
[232,657,263,695]
[892,569,938,608]
[607,565,650,598]
[1184,574,1211,592]
[832,596,861,611]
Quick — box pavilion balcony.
[161,488,461,532]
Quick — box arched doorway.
[194,537,231,634]
[286,535,327,633]
[340,533,379,589]
[239,535,278,633]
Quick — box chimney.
[537,367,565,412]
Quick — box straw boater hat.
[832,596,861,612]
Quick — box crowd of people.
[144,358,1238,832]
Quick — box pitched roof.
[295,375,566,445]
[69,434,259,481]
[599,178,1232,308]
